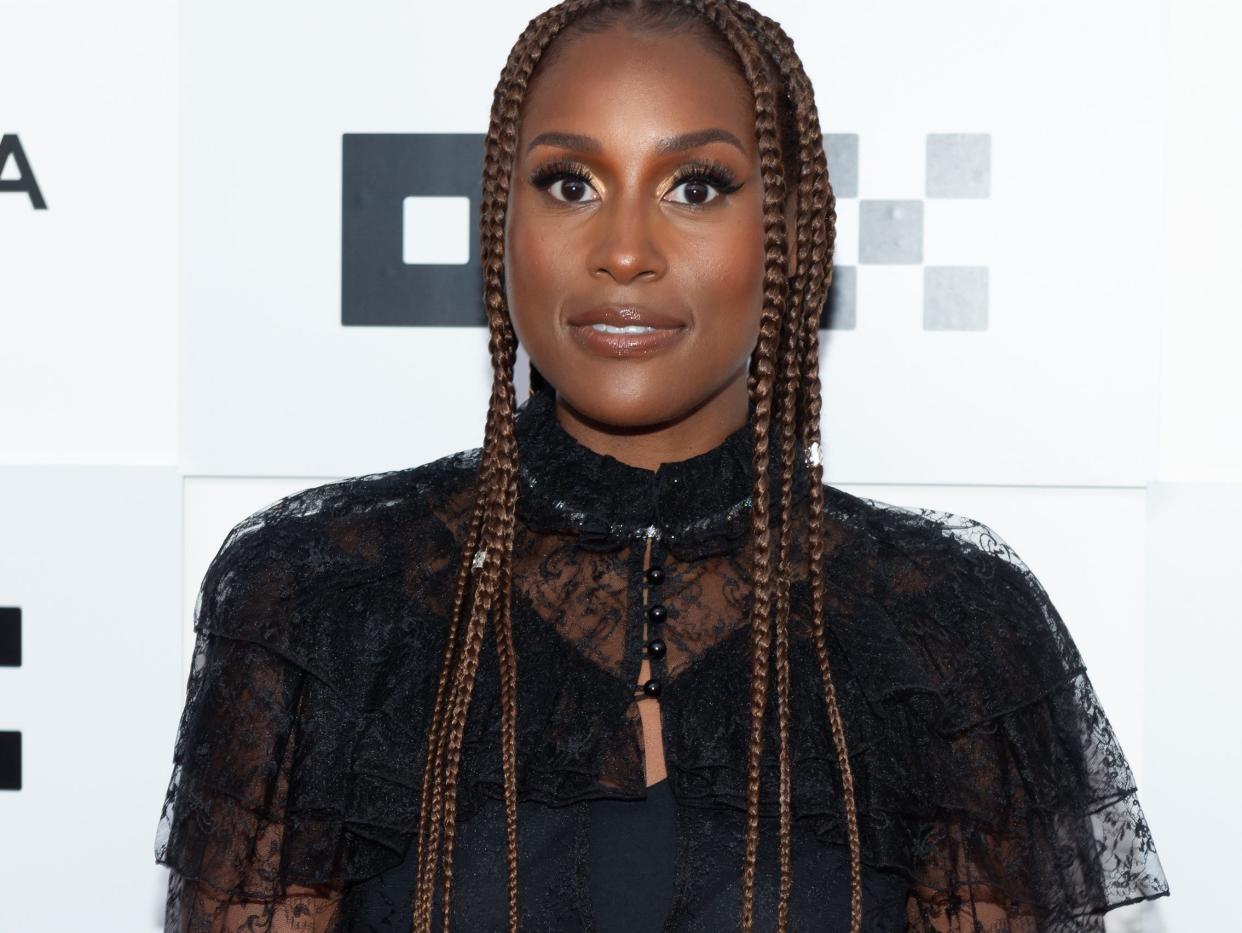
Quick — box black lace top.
[154,388,1170,932]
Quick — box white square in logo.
[402,196,470,265]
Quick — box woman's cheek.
[696,223,766,327]
[505,219,549,336]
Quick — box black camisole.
[588,777,679,933]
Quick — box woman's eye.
[530,161,739,207]
[664,178,723,206]
[543,174,600,204]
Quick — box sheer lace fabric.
[154,388,1169,931]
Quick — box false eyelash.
[667,158,742,197]
[528,158,597,192]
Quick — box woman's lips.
[568,322,688,359]
[565,304,689,358]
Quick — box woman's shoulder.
[206,447,482,576]
[814,485,1170,920]
[815,482,1084,725]
[818,481,1054,607]
[192,447,483,657]
[820,481,1024,568]
[157,451,486,901]
[222,446,481,544]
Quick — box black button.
[641,678,662,698]
[645,566,665,586]
[647,638,666,660]
[647,604,667,624]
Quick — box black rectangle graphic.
[0,607,21,667]
[0,732,20,791]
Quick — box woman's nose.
[586,193,667,284]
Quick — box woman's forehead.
[519,27,756,156]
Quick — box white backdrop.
[3,0,1239,930]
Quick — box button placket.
[636,528,669,701]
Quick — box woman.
[154,1,1170,931]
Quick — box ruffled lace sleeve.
[153,477,452,932]
[860,510,1172,931]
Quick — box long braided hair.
[411,3,858,931]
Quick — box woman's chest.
[342,794,910,932]
[343,534,910,930]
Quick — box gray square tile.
[819,264,856,329]
[926,133,991,198]
[859,200,923,264]
[824,133,858,198]
[924,266,988,330]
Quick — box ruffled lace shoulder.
[811,486,1170,929]
[153,454,479,927]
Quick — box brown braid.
[726,10,862,931]
[412,3,860,932]
[668,5,792,931]
[412,7,596,930]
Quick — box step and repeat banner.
[3,0,1237,929]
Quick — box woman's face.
[506,24,783,433]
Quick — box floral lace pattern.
[154,389,1169,931]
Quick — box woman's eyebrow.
[524,128,746,155]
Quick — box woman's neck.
[551,372,750,473]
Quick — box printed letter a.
[0,135,47,209]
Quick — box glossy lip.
[568,305,687,329]
[566,305,689,360]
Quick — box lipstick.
[566,305,688,359]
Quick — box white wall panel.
[1157,1,1242,483]
[176,0,519,478]
[0,0,177,465]
[0,466,181,931]
[1143,482,1242,932]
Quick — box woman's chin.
[551,385,699,434]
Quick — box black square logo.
[342,133,486,327]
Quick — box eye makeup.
[528,158,600,202]
[527,157,744,205]
[666,158,742,197]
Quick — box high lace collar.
[514,389,809,561]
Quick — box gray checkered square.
[923,266,988,330]
[859,200,923,264]
[926,133,991,198]
[823,264,856,329]
[825,134,858,198]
